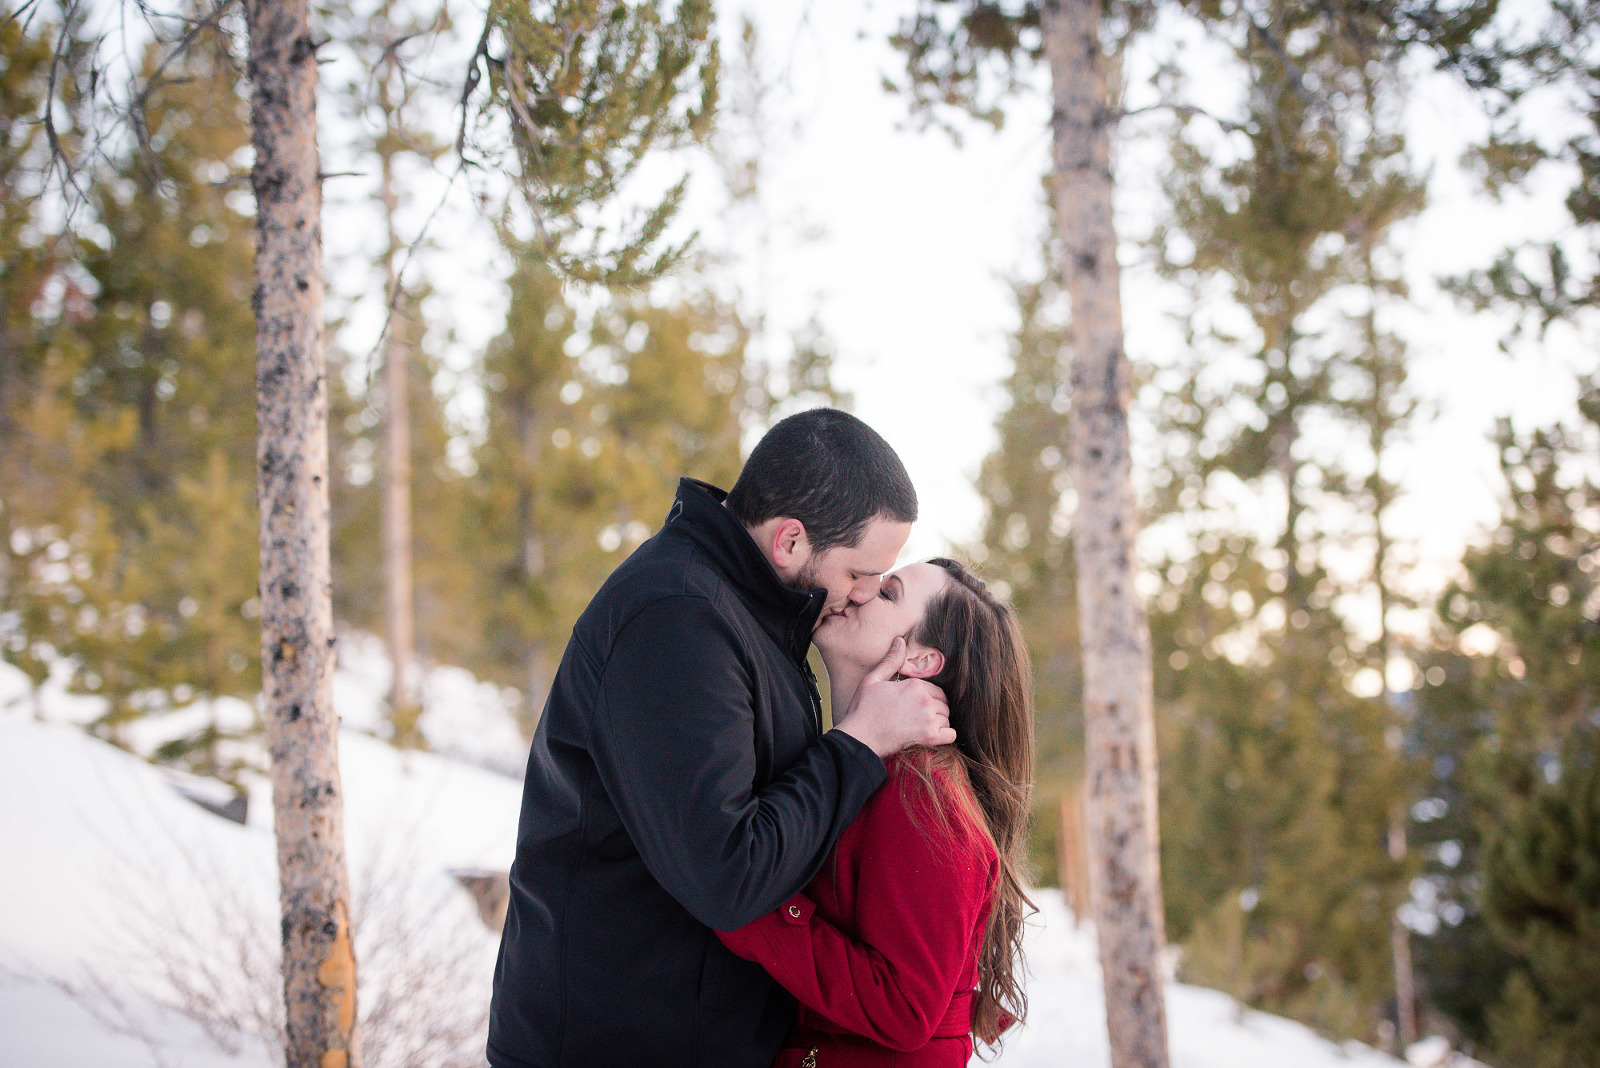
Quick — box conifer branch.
[1118,101,1248,133]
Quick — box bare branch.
[1118,101,1249,134]
[455,15,493,157]
[125,0,240,133]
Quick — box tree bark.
[1043,1,1172,1066]
[1365,242,1417,1050]
[245,0,361,1063]
[378,73,418,746]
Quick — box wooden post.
[1057,786,1091,924]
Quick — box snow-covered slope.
[0,651,1414,1068]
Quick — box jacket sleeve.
[715,779,995,1051]
[588,595,887,932]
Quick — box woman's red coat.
[717,753,999,1066]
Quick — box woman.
[719,558,1035,1066]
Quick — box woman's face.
[814,561,950,676]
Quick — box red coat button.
[788,905,802,919]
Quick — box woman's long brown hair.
[901,557,1035,1048]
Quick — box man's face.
[797,517,913,625]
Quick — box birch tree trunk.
[245,0,361,1063]
[1043,1,1171,1065]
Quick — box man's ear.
[900,643,945,680]
[768,518,811,572]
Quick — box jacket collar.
[663,478,825,663]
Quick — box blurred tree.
[1415,0,1600,334]
[465,250,603,731]
[3,23,262,778]
[1480,722,1600,1068]
[1149,534,1404,1039]
[0,5,76,696]
[465,245,752,732]
[0,3,112,711]
[1405,643,1519,1054]
[971,255,1082,878]
[461,0,718,284]
[1412,382,1600,1063]
[328,286,476,706]
[326,0,452,747]
[1146,1,1427,1043]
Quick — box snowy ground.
[1,644,1448,1067]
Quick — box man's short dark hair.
[725,408,917,553]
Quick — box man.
[488,409,953,1068]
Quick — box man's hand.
[833,637,954,759]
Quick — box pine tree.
[1145,3,1427,1042]
[463,0,719,284]
[1481,723,1600,1068]
[462,249,594,730]
[2,23,262,776]
[1150,535,1405,1038]
[1420,1,1600,333]
[1415,380,1600,1064]
[0,3,108,706]
[973,260,1082,878]
[465,246,753,730]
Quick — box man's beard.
[794,558,822,594]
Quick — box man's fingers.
[863,636,908,684]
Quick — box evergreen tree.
[0,4,106,703]
[465,247,752,731]
[1145,3,1426,1042]
[1421,1,1600,334]
[1150,532,1404,1038]
[324,0,452,746]
[1481,723,1600,1068]
[462,250,597,729]
[5,24,261,778]
[1414,380,1600,1063]
[463,0,719,284]
[972,259,1082,877]
[327,286,475,699]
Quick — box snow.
[1,648,1435,1067]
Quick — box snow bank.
[991,892,1404,1067]
[1,651,1418,1068]
[0,652,520,1068]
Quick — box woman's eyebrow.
[885,575,903,597]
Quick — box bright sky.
[710,0,1593,610]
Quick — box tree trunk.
[379,86,418,747]
[1365,242,1417,1050]
[245,0,361,1063]
[1043,2,1172,1066]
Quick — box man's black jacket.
[487,478,888,1068]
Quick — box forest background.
[1,0,1598,1065]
